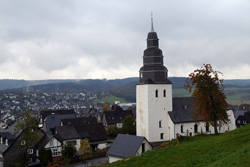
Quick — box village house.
[102,107,134,128]
[106,134,152,163]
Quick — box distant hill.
[2,77,250,104]
[103,124,250,167]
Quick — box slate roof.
[234,109,248,120]
[61,117,97,126]
[44,114,76,134]
[40,109,75,122]
[168,97,202,123]
[53,123,107,143]
[74,123,107,142]
[103,110,133,125]
[54,125,81,143]
[0,122,19,154]
[106,134,146,158]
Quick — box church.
[136,20,236,143]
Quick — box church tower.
[136,17,172,142]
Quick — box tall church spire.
[151,12,154,32]
[139,18,171,84]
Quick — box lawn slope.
[103,124,250,167]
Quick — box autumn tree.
[102,104,110,111]
[78,139,92,161]
[105,125,120,138]
[122,115,136,135]
[14,110,40,166]
[184,64,229,135]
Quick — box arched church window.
[163,89,166,97]
[155,90,158,97]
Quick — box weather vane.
[151,11,154,32]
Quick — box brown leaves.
[184,64,228,131]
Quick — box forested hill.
[1,78,250,103]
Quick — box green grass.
[103,124,250,167]
[93,95,128,104]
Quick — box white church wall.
[174,110,236,138]
[167,113,175,140]
[136,85,149,139]
[137,84,172,142]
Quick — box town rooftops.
[107,134,147,159]
[40,109,75,122]
[44,114,76,134]
[61,117,97,126]
[103,110,133,125]
[54,125,81,143]
[74,123,107,142]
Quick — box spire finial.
[151,11,154,32]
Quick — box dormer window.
[5,139,8,145]
[0,137,3,144]
[184,105,188,110]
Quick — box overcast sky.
[0,0,250,80]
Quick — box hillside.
[2,78,250,105]
[103,124,250,167]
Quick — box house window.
[160,133,164,139]
[184,105,188,110]
[155,90,158,98]
[27,149,33,154]
[36,150,39,157]
[29,158,33,163]
[163,90,166,97]
[181,125,184,133]
[142,143,145,153]
[52,148,59,157]
[159,121,162,128]
[0,137,2,144]
[140,73,143,79]
[21,140,25,145]
[243,120,247,124]
[5,139,8,145]
[237,120,241,124]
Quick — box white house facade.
[136,20,236,143]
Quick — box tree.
[184,64,229,135]
[39,147,52,165]
[14,110,40,166]
[78,139,92,161]
[62,141,76,159]
[102,104,110,112]
[122,115,136,135]
[105,125,120,138]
